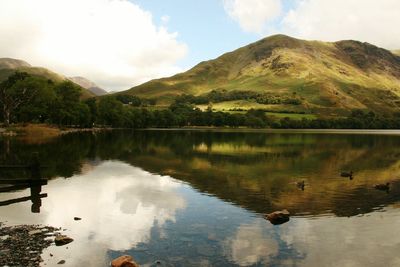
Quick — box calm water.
[1,130,400,266]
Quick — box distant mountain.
[0,58,31,69]
[393,50,400,56]
[0,58,95,99]
[0,57,65,83]
[125,35,400,116]
[68,76,108,96]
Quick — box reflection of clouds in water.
[281,211,400,267]
[39,161,185,266]
[224,220,278,266]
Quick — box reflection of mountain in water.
[1,130,400,217]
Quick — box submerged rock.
[265,209,290,225]
[54,235,74,246]
[111,255,140,267]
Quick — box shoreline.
[0,124,112,143]
[2,124,400,138]
[0,222,63,267]
[141,127,400,136]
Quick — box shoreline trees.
[1,73,400,130]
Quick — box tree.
[0,72,38,126]
[49,81,84,126]
[16,78,56,123]
[84,98,98,127]
[97,97,125,126]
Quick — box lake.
[1,129,400,266]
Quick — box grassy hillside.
[125,35,400,117]
[0,58,95,99]
[0,58,31,69]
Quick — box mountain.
[68,76,108,96]
[0,58,95,99]
[393,50,400,56]
[125,35,400,117]
[0,58,31,69]
[0,58,65,83]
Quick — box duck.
[341,171,353,179]
[296,180,305,190]
[374,182,390,191]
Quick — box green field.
[195,100,316,120]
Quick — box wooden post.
[29,152,41,181]
[29,152,44,212]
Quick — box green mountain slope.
[0,58,95,99]
[0,58,31,69]
[125,35,400,116]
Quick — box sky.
[0,0,399,91]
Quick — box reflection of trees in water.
[2,130,400,217]
[0,133,94,180]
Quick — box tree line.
[1,72,400,129]
[174,90,302,105]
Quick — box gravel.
[0,222,61,267]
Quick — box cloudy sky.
[0,0,399,91]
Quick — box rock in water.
[54,235,73,246]
[111,255,140,267]
[73,217,82,221]
[265,209,290,225]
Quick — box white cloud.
[161,15,171,24]
[282,0,400,49]
[0,0,187,91]
[223,220,279,266]
[223,0,400,49]
[223,0,282,34]
[281,213,400,267]
[0,161,186,266]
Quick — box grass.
[3,124,62,144]
[197,100,309,113]
[195,100,316,120]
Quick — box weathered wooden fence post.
[29,152,41,181]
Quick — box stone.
[54,235,73,246]
[0,235,9,240]
[150,260,169,266]
[265,209,290,225]
[111,255,140,267]
[28,230,42,235]
[73,217,82,221]
[57,260,66,264]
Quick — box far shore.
[0,124,112,143]
[2,124,400,141]
[143,127,400,135]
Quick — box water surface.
[1,130,400,266]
